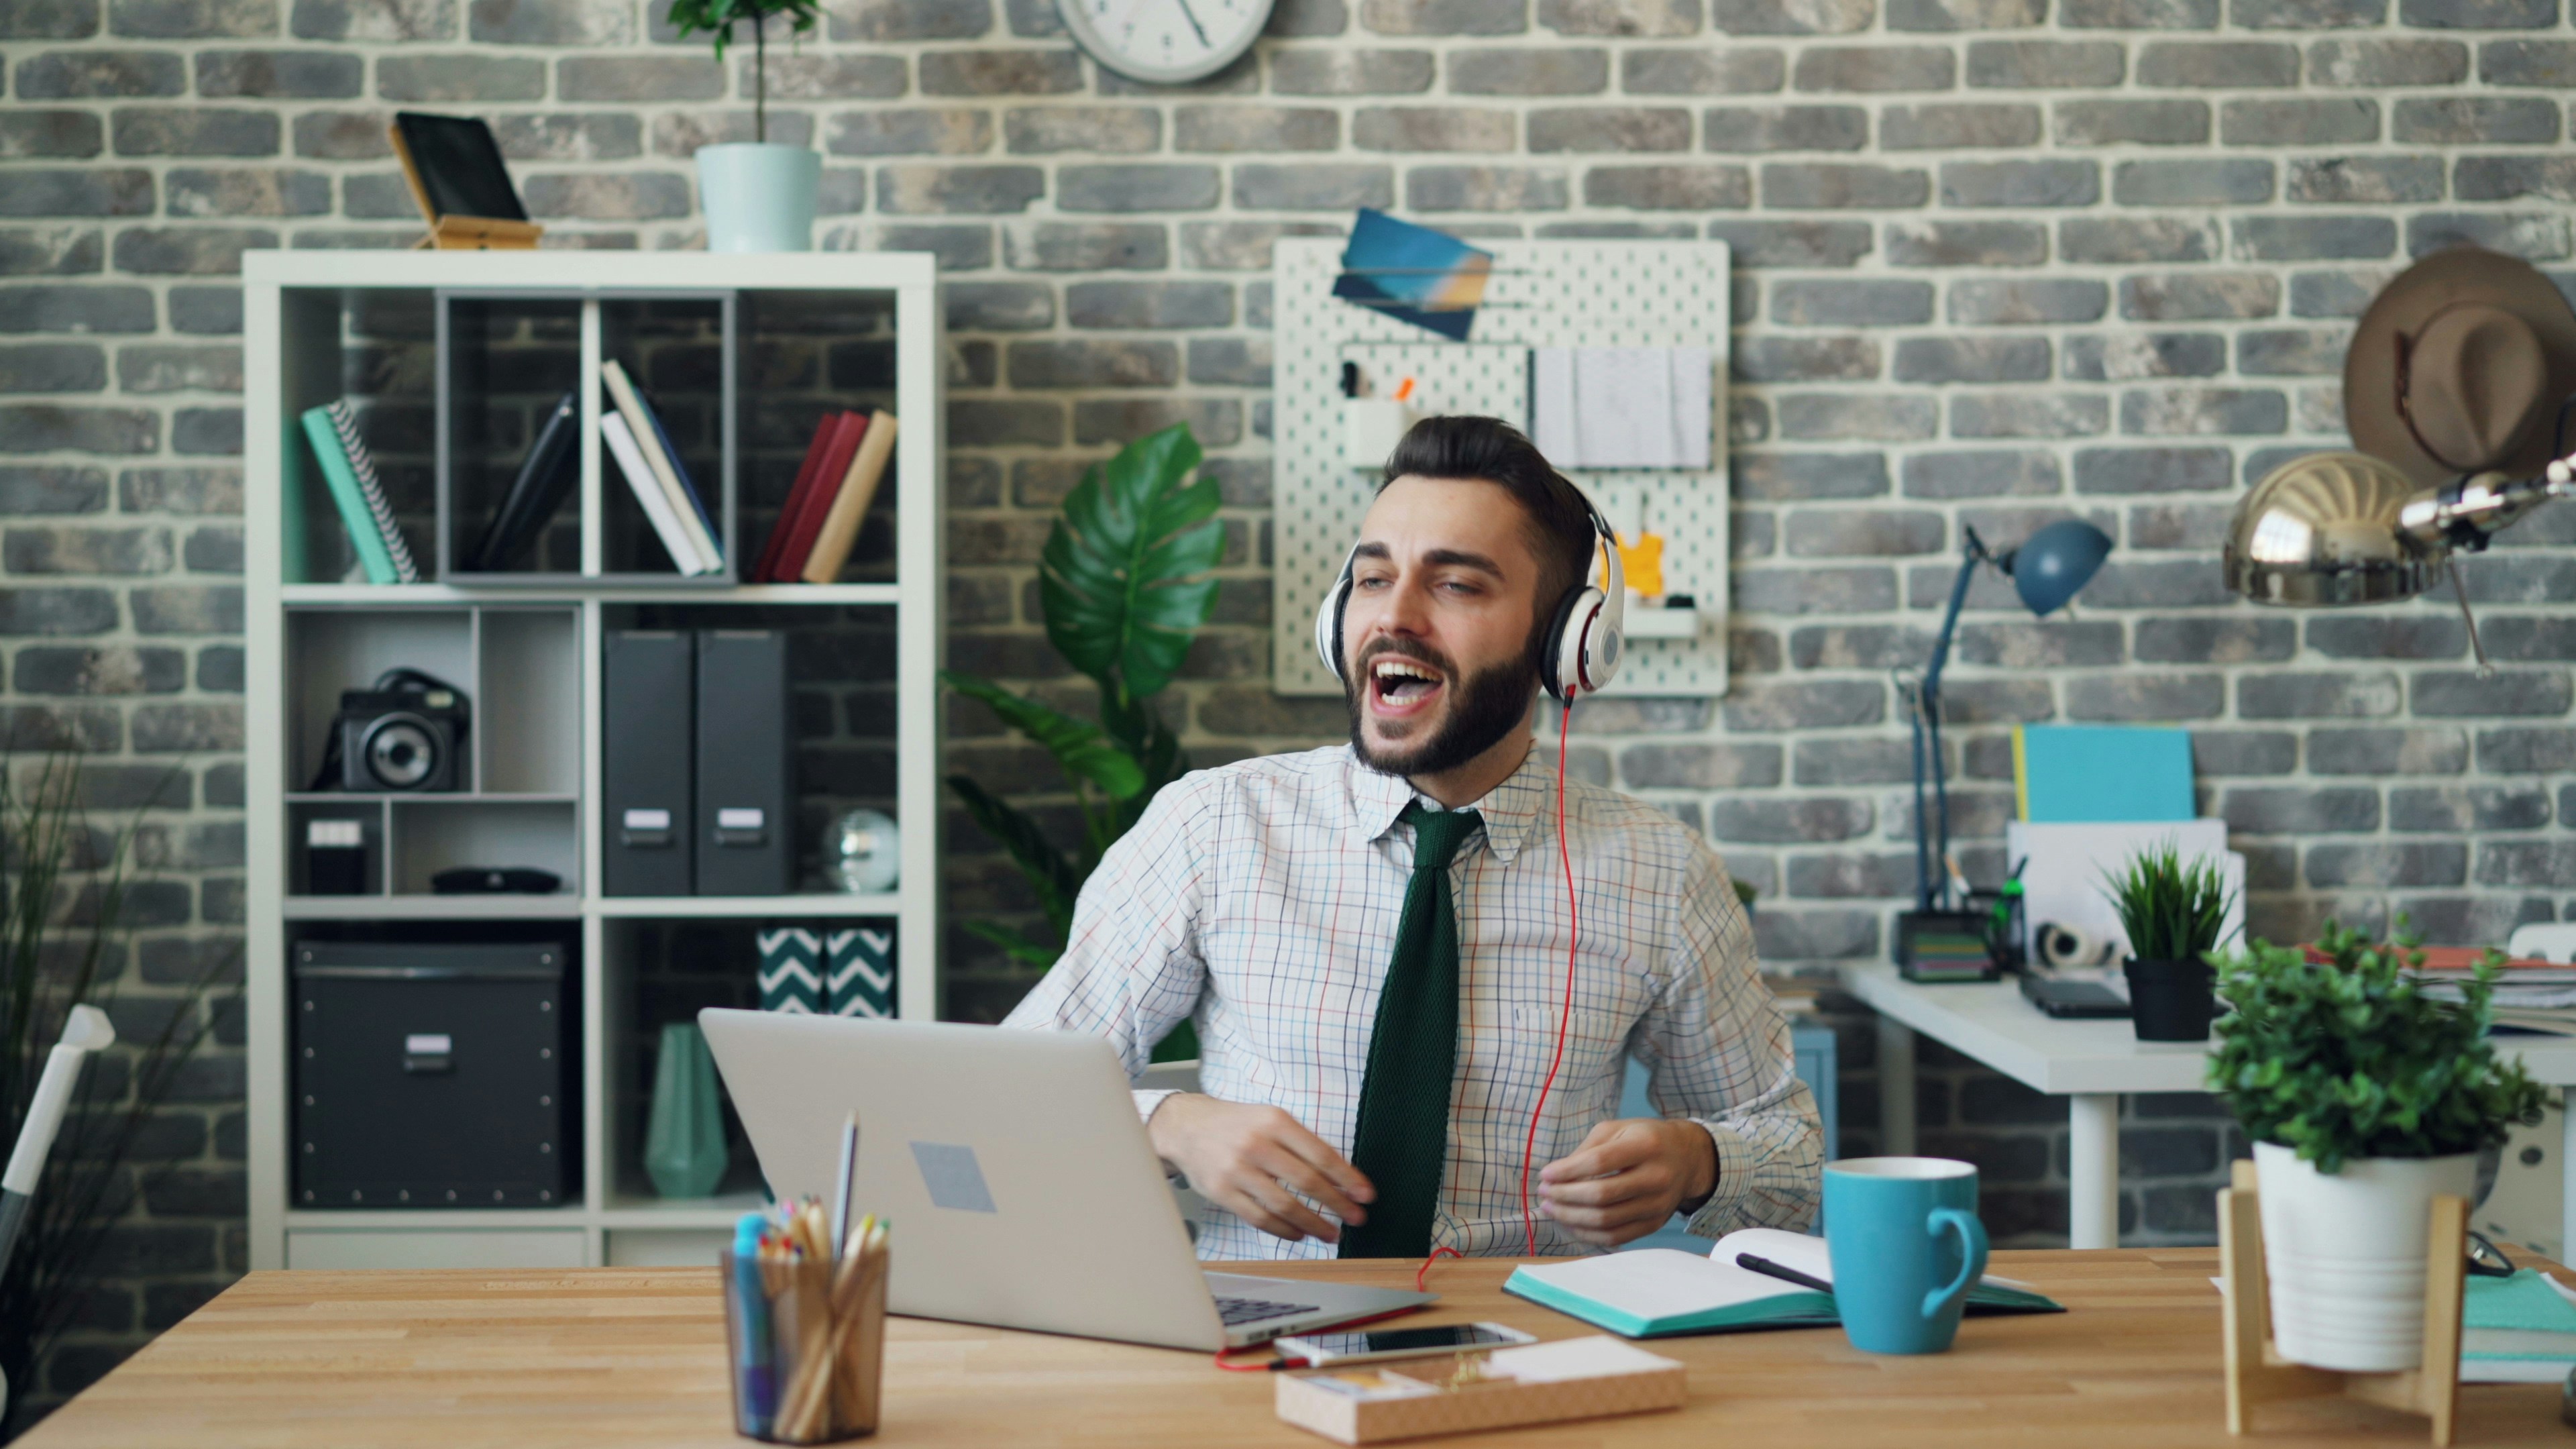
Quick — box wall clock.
[1056,0,1273,85]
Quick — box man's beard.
[1345,639,1538,780]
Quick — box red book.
[773,411,867,582]
[754,412,850,582]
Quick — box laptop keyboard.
[1216,1295,1321,1326]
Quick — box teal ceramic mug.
[1823,1157,1990,1355]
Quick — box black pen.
[1736,1252,1834,1294]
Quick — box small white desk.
[1841,963,2576,1251]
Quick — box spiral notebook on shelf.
[1504,1228,2061,1340]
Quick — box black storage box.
[292,939,576,1208]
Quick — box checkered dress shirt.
[1002,742,1823,1262]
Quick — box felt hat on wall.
[2345,246,2576,488]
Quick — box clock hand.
[1171,0,1210,45]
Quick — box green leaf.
[942,671,1144,801]
[944,774,1081,947]
[2206,916,2548,1172]
[1039,424,1222,702]
[662,0,817,57]
[960,918,1064,971]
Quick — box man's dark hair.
[1378,415,1599,633]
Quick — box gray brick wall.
[6,0,2576,1402]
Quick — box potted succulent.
[665,0,820,252]
[2099,840,2235,1040]
[2210,922,2546,1375]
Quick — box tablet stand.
[419,215,544,250]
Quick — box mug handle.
[1919,1208,1989,1322]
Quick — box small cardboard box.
[1274,1338,1686,1446]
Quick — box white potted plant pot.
[2253,1140,2477,1373]
[696,143,818,253]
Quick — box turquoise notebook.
[2012,724,2195,824]
[2462,1269,2576,1381]
[1503,1230,2062,1340]
[299,404,400,585]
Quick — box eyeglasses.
[2467,1230,2516,1279]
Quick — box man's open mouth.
[1368,656,1447,717]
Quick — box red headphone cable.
[1517,698,1582,1258]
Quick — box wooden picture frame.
[388,112,543,252]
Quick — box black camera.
[327,668,470,793]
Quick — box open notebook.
[1505,1228,2063,1339]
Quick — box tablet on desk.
[2019,972,2130,1020]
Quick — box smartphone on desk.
[1273,1322,1536,1366]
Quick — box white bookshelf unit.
[242,252,945,1271]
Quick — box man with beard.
[1004,416,1819,1259]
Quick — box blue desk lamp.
[1902,520,2112,945]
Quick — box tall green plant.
[2208,920,2546,1175]
[662,0,818,144]
[2098,840,2237,961]
[0,753,231,1434]
[943,423,1222,983]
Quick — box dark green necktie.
[1340,803,1481,1259]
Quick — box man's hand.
[1536,1118,1719,1248]
[1148,1094,1376,1245]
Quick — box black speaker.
[291,939,575,1208]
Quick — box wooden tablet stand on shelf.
[418,214,543,250]
[2218,1159,2467,1446]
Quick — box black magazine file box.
[292,939,576,1208]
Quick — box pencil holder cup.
[722,1244,888,1444]
[1344,399,1419,470]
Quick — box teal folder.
[2013,724,2195,823]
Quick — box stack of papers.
[1528,347,1714,470]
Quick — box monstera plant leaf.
[1040,424,1224,705]
[944,773,1081,951]
[941,672,1144,804]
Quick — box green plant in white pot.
[2209,921,2546,1375]
[667,0,820,252]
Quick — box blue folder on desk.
[1507,1229,2062,1340]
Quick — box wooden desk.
[19,1252,2573,1447]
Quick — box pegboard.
[1272,237,1732,698]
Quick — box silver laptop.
[699,1010,1434,1351]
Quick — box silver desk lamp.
[2224,447,2576,657]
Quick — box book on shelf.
[467,388,580,572]
[298,401,418,585]
[1503,1227,2061,1340]
[601,358,723,575]
[755,410,861,582]
[800,409,897,584]
[602,411,714,574]
[768,412,869,582]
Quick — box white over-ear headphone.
[1313,501,1627,704]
